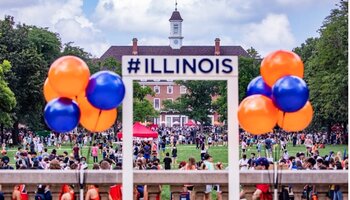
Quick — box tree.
[294,1,348,131]
[0,16,74,143]
[61,42,101,74]
[213,56,260,122]
[28,26,61,64]
[163,81,219,132]
[0,60,16,134]
[133,82,159,122]
[246,47,261,59]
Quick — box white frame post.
[228,78,239,200]
[122,78,134,199]
[122,56,239,200]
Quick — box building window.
[166,116,172,127]
[180,86,187,94]
[173,24,179,34]
[154,98,160,110]
[154,86,160,94]
[167,86,173,94]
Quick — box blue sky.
[0,0,335,57]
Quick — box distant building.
[100,5,248,127]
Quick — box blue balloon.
[272,75,309,112]
[44,98,80,133]
[86,71,125,110]
[246,76,272,97]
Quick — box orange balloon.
[77,96,117,132]
[260,50,304,87]
[48,56,90,97]
[43,78,60,102]
[238,95,278,135]
[43,78,77,102]
[278,101,313,132]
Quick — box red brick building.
[100,7,248,127]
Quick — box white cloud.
[0,0,330,57]
[241,14,296,56]
[0,0,108,57]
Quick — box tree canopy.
[294,0,348,130]
[133,82,158,122]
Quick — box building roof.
[100,45,250,61]
[169,10,183,21]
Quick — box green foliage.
[165,81,219,127]
[133,82,158,122]
[61,42,101,74]
[213,55,260,122]
[0,16,49,133]
[246,47,261,59]
[99,57,122,75]
[28,26,61,63]
[294,1,348,130]
[0,60,16,127]
[238,56,261,102]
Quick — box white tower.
[169,1,183,49]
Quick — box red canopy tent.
[117,122,158,139]
[149,123,159,130]
[185,120,196,126]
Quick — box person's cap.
[37,184,45,189]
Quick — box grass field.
[2,143,348,199]
[4,143,348,167]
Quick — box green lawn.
[4,142,348,167]
[3,143,348,200]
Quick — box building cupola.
[169,0,183,49]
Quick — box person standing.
[252,158,272,200]
[12,184,28,200]
[37,142,44,155]
[171,146,177,165]
[59,185,75,200]
[241,140,247,154]
[203,154,215,200]
[72,144,80,160]
[163,152,172,170]
[92,143,99,163]
[35,185,52,200]
[85,185,100,200]
[239,154,249,171]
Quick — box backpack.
[35,193,46,200]
[279,186,291,200]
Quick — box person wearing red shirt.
[252,158,272,200]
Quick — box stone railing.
[0,170,348,200]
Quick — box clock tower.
[169,2,183,49]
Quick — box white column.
[122,78,133,199]
[227,77,239,200]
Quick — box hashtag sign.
[127,58,141,74]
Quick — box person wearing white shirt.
[239,154,249,171]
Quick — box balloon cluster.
[43,56,125,133]
[238,50,313,135]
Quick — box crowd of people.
[0,125,348,200]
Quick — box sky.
[0,0,336,57]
